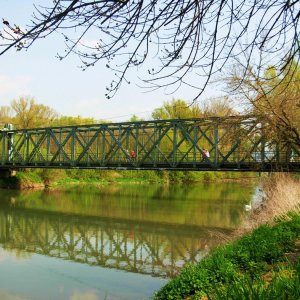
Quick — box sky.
[0,0,223,122]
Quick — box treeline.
[0,96,235,129]
[0,97,97,129]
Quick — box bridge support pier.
[0,169,16,178]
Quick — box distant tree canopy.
[152,98,235,120]
[152,99,201,120]
[1,0,299,100]
[0,97,98,128]
[10,97,58,128]
[52,115,97,126]
[1,96,236,130]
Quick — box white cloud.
[77,38,100,52]
[0,74,32,101]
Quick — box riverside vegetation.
[155,174,300,299]
[0,168,258,189]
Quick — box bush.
[155,214,300,299]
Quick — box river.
[0,182,255,300]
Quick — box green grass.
[155,213,300,300]
[0,168,258,190]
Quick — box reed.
[246,173,300,230]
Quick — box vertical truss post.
[71,128,76,166]
[101,127,106,165]
[214,124,219,168]
[96,130,100,165]
[236,125,240,168]
[153,125,157,167]
[172,121,177,167]
[135,124,139,165]
[87,127,90,166]
[34,131,38,164]
[26,131,30,164]
[1,131,5,165]
[46,129,50,166]
[158,126,161,163]
[193,124,197,167]
[141,127,145,160]
[125,128,129,155]
[7,132,13,163]
[59,129,62,164]
[118,125,122,166]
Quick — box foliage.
[10,96,58,129]
[210,266,300,300]
[15,170,43,184]
[155,214,300,299]
[52,115,97,126]
[0,105,13,125]
[0,170,43,189]
[152,98,235,120]
[2,168,257,188]
[201,97,236,117]
[129,114,144,122]
[152,99,202,120]
[0,97,107,128]
[227,60,300,147]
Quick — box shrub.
[155,214,300,299]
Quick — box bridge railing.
[1,149,298,169]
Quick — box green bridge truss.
[0,117,299,171]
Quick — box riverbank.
[155,174,300,299]
[0,168,259,190]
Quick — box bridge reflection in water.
[0,207,231,278]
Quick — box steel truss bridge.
[0,208,227,277]
[0,117,299,171]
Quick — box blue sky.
[0,0,222,122]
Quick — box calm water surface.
[0,183,255,300]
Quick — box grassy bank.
[155,174,300,299]
[0,168,258,189]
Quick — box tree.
[53,115,97,126]
[227,61,300,147]
[152,98,235,120]
[129,114,144,122]
[0,105,13,125]
[152,99,202,120]
[11,96,58,128]
[1,1,299,100]
[201,97,236,118]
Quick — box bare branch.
[1,0,299,100]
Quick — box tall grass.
[243,173,300,231]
